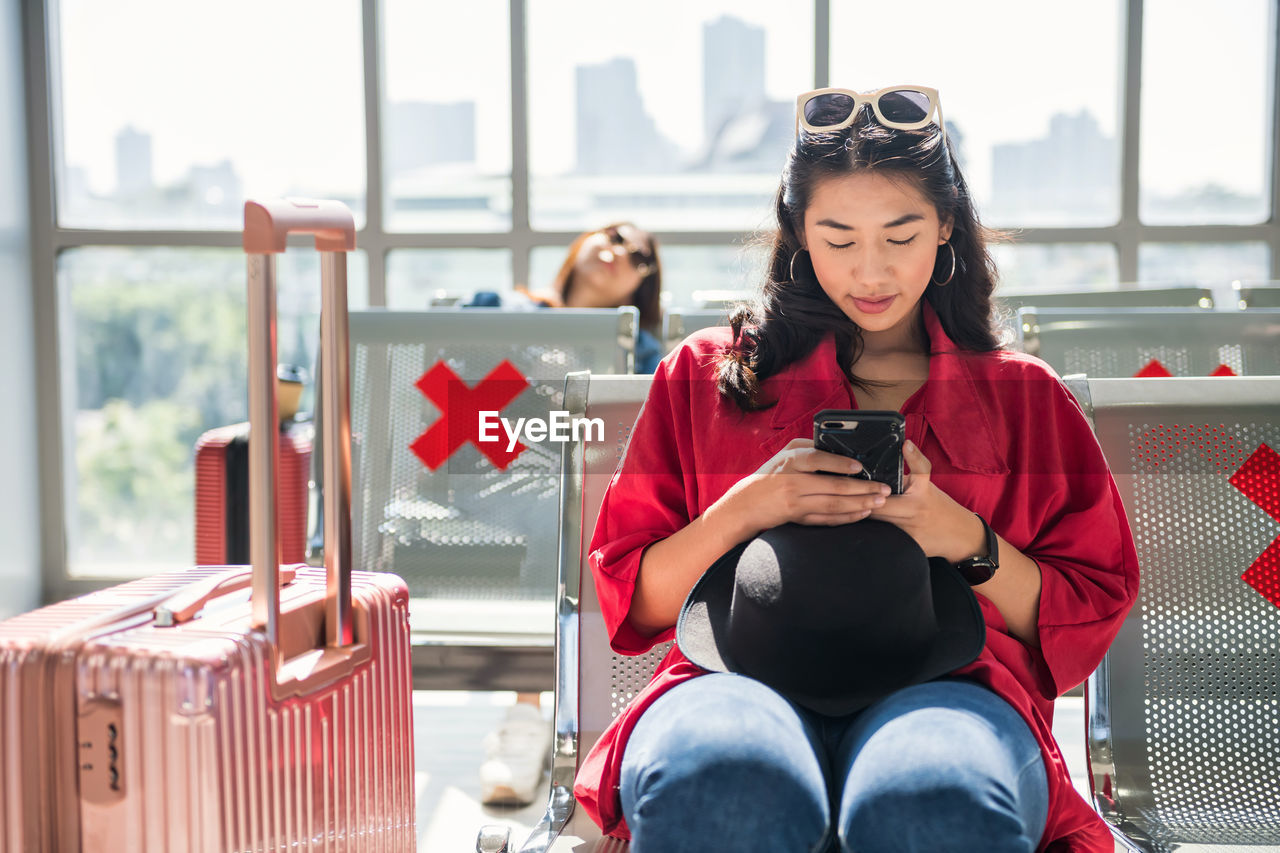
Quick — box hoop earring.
[789,248,809,283]
[931,241,956,286]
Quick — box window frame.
[22,0,1280,600]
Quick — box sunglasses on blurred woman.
[603,225,656,278]
[795,85,946,145]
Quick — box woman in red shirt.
[575,86,1139,852]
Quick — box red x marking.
[1135,358,1174,377]
[1133,358,1238,377]
[1230,443,1280,609]
[409,359,529,471]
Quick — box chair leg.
[477,823,512,853]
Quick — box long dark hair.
[717,109,1003,411]
[552,222,663,333]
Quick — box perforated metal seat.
[661,307,735,355]
[1018,307,1280,377]
[345,309,637,687]
[1067,376,1280,852]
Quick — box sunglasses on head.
[795,85,946,144]
[603,225,656,278]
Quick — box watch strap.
[954,513,999,585]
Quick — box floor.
[413,691,549,851]
[413,691,1093,851]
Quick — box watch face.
[958,558,997,585]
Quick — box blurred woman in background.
[469,221,664,374]
[526,221,664,373]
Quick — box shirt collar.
[762,302,1008,475]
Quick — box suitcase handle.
[243,198,356,254]
[244,199,355,654]
[154,565,298,626]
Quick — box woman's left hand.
[867,440,986,563]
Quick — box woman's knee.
[836,685,1046,852]
[620,674,831,850]
[841,757,1033,852]
[623,674,826,798]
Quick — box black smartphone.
[812,409,906,494]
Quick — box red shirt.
[575,303,1140,852]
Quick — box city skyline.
[77,93,1262,230]
[60,2,1271,230]
[57,0,1273,211]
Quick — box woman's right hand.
[629,438,890,637]
[711,438,891,541]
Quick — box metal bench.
[345,308,637,690]
[997,285,1216,311]
[1233,281,1280,309]
[1067,376,1280,851]
[661,307,735,355]
[490,370,1280,852]
[1016,307,1280,377]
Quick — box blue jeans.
[619,673,1048,853]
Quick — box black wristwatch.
[955,513,999,585]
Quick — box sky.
[56,0,1274,205]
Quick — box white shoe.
[480,702,552,805]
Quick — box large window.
[55,0,367,230]
[991,244,1120,294]
[830,0,1125,228]
[386,249,512,308]
[1140,0,1274,224]
[60,248,368,577]
[381,0,512,232]
[1138,243,1270,283]
[27,0,1280,587]
[527,1,813,231]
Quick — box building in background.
[575,57,676,175]
[114,125,152,198]
[990,111,1116,224]
[694,15,790,175]
[387,100,478,173]
[703,16,766,142]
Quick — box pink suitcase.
[0,199,416,852]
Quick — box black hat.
[676,520,985,717]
